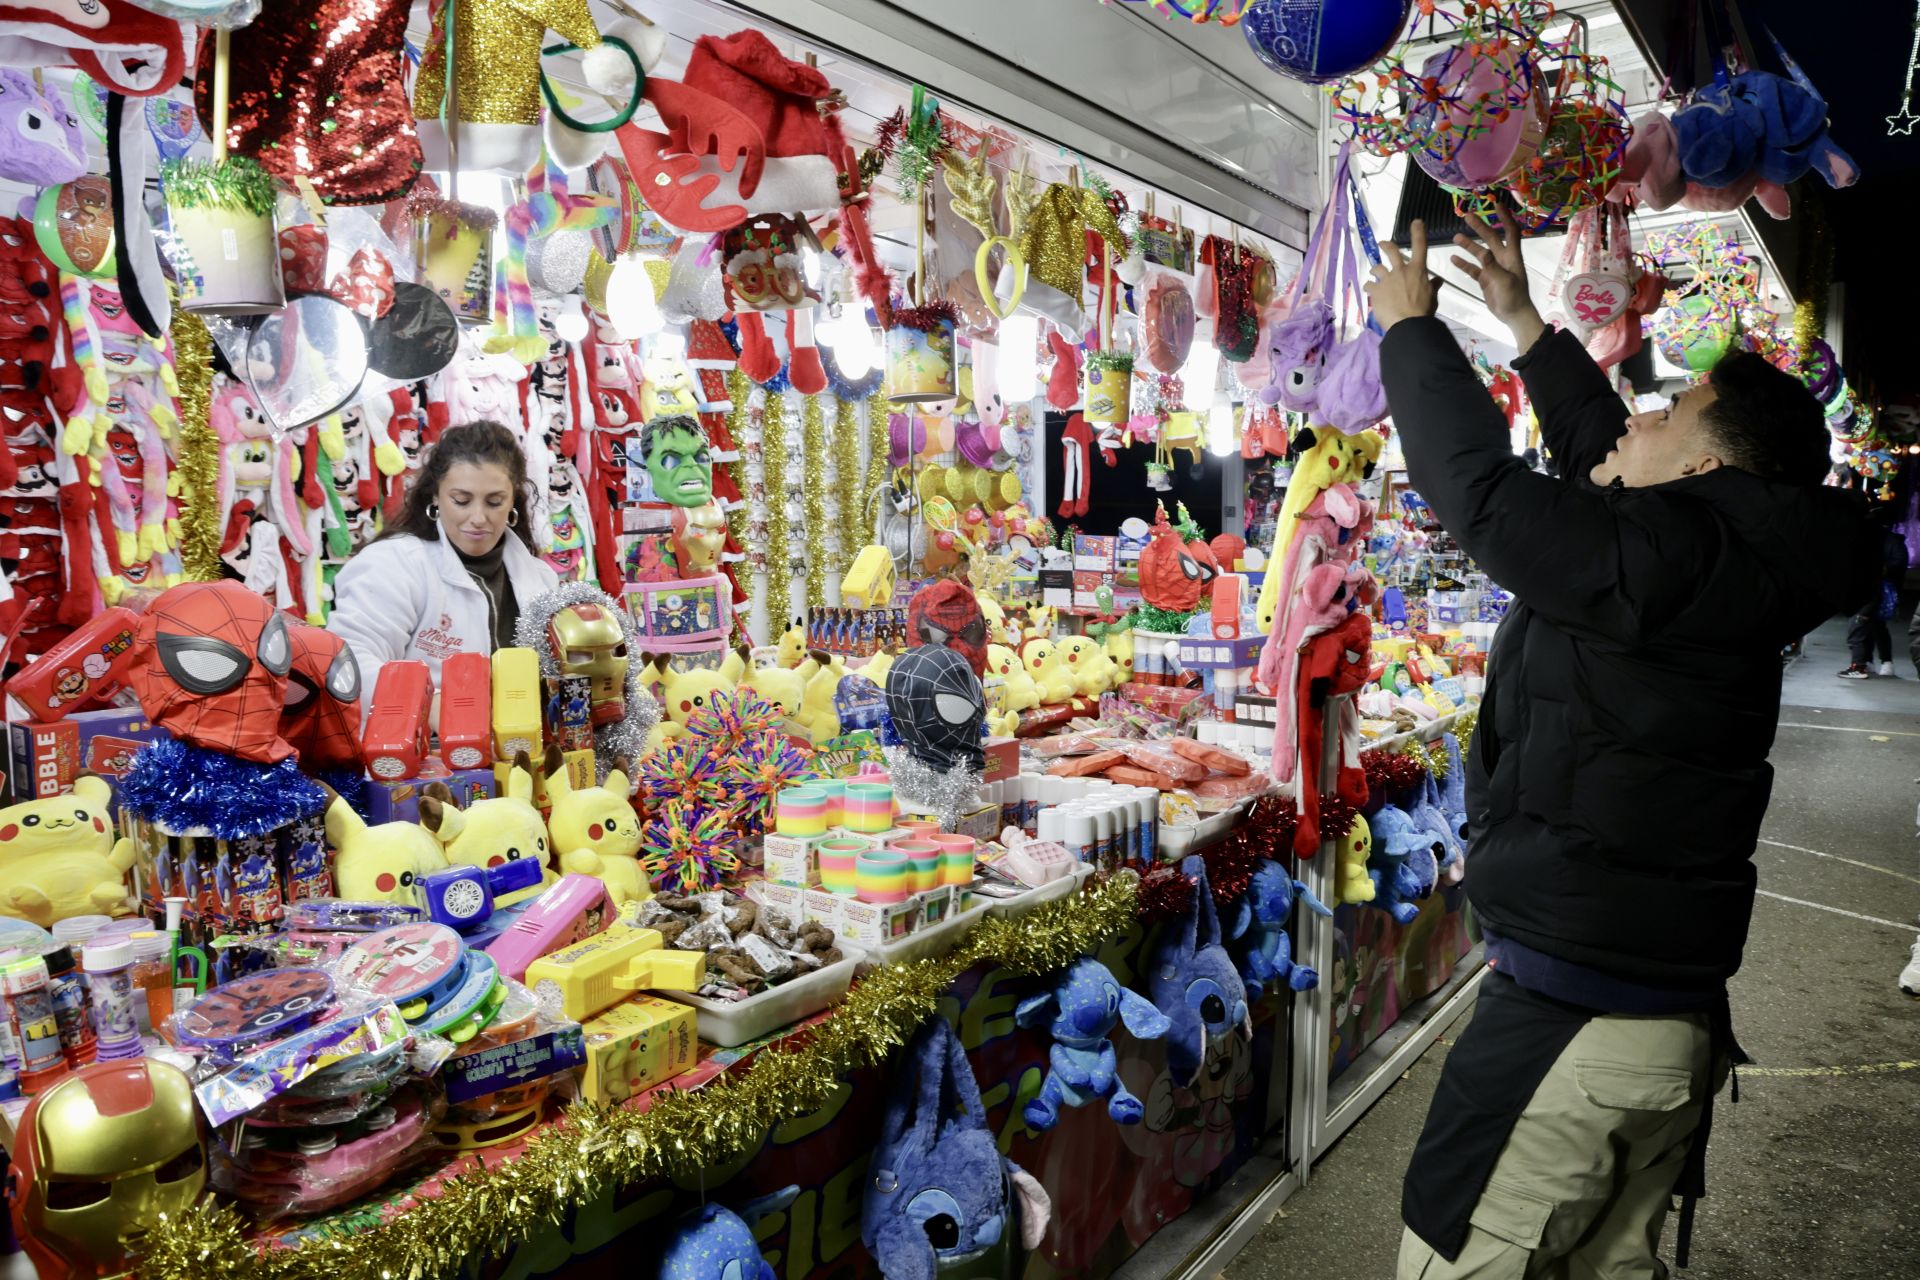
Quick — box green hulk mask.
[641,414,713,507]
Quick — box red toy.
[1138,505,1208,613]
[5,607,138,721]
[361,660,432,781]
[906,579,988,678]
[282,624,364,772]
[128,581,296,764]
[437,651,493,770]
[1293,609,1372,857]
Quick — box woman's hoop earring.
[427,501,439,520]
[508,508,520,527]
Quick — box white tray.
[983,863,1096,920]
[861,900,992,968]
[1159,805,1242,859]
[657,946,865,1049]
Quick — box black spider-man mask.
[885,645,986,773]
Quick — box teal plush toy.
[1015,956,1169,1129]
[1228,860,1333,1001]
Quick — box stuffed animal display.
[1227,862,1332,1000]
[864,1018,1051,1280]
[322,789,449,904]
[1148,856,1251,1089]
[1015,956,1169,1128]
[543,745,647,905]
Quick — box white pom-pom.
[582,41,638,97]
[1114,249,1148,286]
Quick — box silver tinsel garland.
[514,581,663,777]
[883,744,984,832]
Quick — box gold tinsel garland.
[136,877,1139,1280]
[865,391,888,541]
[170,310,221,582]
[724,370,754,632]
[833,397,860,575]
[764,393,793,636]
[1396,709,1478,779]
[801,394,828,609]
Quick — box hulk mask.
[641,414,713,507]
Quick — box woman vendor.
[329,420,558,693]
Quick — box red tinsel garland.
[1318,794,1359,842]
[1136,865,1196,921]
[1361,748,1429,801]
[1201,831,1263,909]
[889,300,961,332]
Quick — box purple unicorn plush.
[0,69,87,187]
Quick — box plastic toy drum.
[818,838,868,894]
[1083,361,1132,424]
[167,199,285,315]
[885,315,957,403]
[856,849,912,904]
[889,840,942,893]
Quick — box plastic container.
[2,954,67,1094]
[984,863,1096,920]
[43,946,97,1068]
[1159,805,1243,859]
[659,947,864,1048]
[129,931,175,1035]
[51,916,114,952]
[863,899,990,968]
[84,940,141,1060]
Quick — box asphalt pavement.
[1221,616,1920,1280]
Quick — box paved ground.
[1222,616,1920,1280]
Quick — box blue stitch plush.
[1148,855,1251,1088]
[1015,956,1169,1129]
[657,1190,798,1280]
[864,1019,1051,1280]
[1228,860,1333,1001]
[1366,805,1438,925]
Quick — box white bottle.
[1087,803,1116,869]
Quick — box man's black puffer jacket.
[1381,318,1877,988]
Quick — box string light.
[553,293,589,343]
[998,314,1039,403]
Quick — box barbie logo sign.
[1564,273,1629,329]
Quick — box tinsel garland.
[135,876,1139,1280]
[159,155,279,216]
[864,391,888,539]
[724,370,754,627]
[883,745,985,831]
[170,308,221,582]
[1137,864,1195,921]
[1362,748,1429,798]
[764,393,793,635]
[119,741,327,839]
[1318,794,1359,842]
[802,394,829,609]
[889,300,961,333]
[833,397,861,574]
[1200,826,1263,907]
[1085,350,1135,375]
[1792,299,1818,371]
[1456,712,1476,764]
[1133,604,1203,635]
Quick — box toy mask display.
[671,500,727,575]
[1138,507,1208,612]
[885,646,986,774]
[0,69,87,187]
[549,603,629,728]
[8,1060,206,1280]
[281,623,364,771]
[130,581,295,763]
[638,413,713,507]
[906,579,988,678]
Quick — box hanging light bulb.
[554,293,589,344]
[651,328,688,362]
[998,314,1039,403]
[607,255,662,340]
[1207,400,1237,456]
[1180,321,1220,411]
[833,307,881,379]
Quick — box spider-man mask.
[1139,508,1207,612]
[129,581,295,763]
[906,579,988,678]
[885,645,985,773]
[281,623,363,770]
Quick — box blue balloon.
[1241,0,1413,84]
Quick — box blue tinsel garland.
[718,316,790,393]
[821,337,884,400]
[119,740,328,838]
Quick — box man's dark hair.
[639,413,706,462]
[1701,351,1831,487]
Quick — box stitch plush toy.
[1228,861,1332,1001]
[1366,806,1439,925]
[649,1192,798,1280]
[418,752,556,902]
[543,744,647,905]
[864,1018,1051,1280]
[0,776,137,924]
[1014,956,1169,1128]
[323,789,450,904]
[1148,856,1251,1089]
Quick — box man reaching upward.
[1366,211,1875,1279]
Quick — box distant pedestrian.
[1840,505,1907,679]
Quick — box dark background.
[1042,411,1225,540]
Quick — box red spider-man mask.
[907,579,988,678]
[129,581,295,764]
[281,623,363,770]
[1139,508,1207,612]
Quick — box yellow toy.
[1023,604,1056,644]
[0,777,136,924]
[986,643,1038,712]
[860,648,898,691]
[639,357,700,422]
[523,924,705,1020]
[644,651,746,753]
[324,791,451,905]
[841,544,896,611]
[1103,628,1135,688]
[1254,426,1368,636]
[737,657,808,725]
[795,650,849,744]
[418,752,555,904]
[1023,638,1075,705]
[1334,812,1376,907]
[978,595,1013,647]
[543,745,648,905]
[774,621,809,669]
[1055,636,1111,700]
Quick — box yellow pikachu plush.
[1023,638,1076,706]
[1054,635,1111,700]
[419,752,555,905]
[645,656,733,756]
[861,648,897,692]
[1023,604,1056,644]
[795,649,849,744]
[639,357,700,422]
[978,595,1011,647]
[774,621,809,669]
[325,791,451,904]
[543,745,648,905]
[1334,813,1377,907]
[986,643,1038,712]
[0,776,137,924]
[1103,628,1135,689]
[737,658,807,725]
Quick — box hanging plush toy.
[863,1018,1051,1280]
[1365,806,1438,925]
[1227,861,1332,1001]
[1149,855,1250,1089]
[647,1194,798,1280]
[0,2,187,97]
[0,68,87,186]
[1014,956,1169,1129]
[1333,812,1376,906]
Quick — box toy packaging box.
[1073,535,1117,572]
[578,996,697,1105]
[9,706,169,801]
[367,762,497,825]
[443,1021,587,1104]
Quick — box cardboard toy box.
[368,761,496,825]
[761,834,823,888]
[1072,535,1117,572]
[838,894,920,948]
[9,706,168,802]
[578,996,697,1105]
